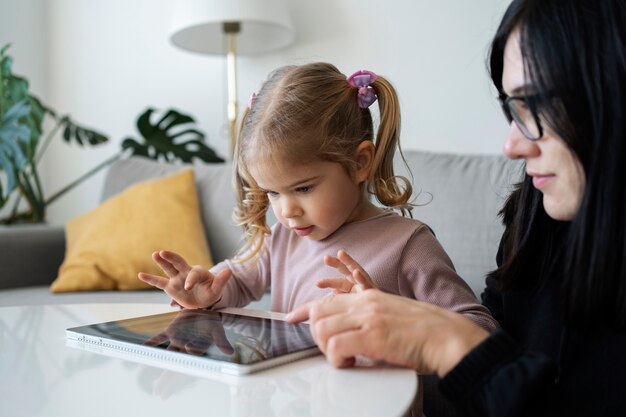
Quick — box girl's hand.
[287,290,489,376]
[316,249,378,294]
[138,250,232,309]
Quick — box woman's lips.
[531,175,555,189]
[293,226,313,237]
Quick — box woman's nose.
[503,122,540,160]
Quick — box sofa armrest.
[0,225,65,290]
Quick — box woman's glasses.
[498,93,546,141]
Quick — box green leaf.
[0,151,16,200]
[0,100,31,199]
[8,76,29,103]
[121,138,150,158]
[59,116,108,147]
[124,108,224,163]
[0,47,45,156]
[0,43,10,57]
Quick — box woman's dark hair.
[487,0,626,330]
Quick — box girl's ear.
[354,141,376,183]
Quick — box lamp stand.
[224,22,240,157]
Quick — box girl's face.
[501,30,585,221]
[250,156,377,241]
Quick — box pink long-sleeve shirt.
[212,211,497,331]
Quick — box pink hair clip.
[347,70,378,108]
[248,92,257,109]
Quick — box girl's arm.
[314,224,498,330]
[399,225,499,332]
[210,241,272,309]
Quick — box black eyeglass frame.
[498,93,545,141]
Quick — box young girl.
[138,62,496,332]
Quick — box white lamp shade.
[170,0,295,55]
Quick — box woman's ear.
[353,141,376,183]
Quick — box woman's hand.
[287,290,489,377]
[138,250,232,309]
[316,250,378,294]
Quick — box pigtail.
[232,106,271,263]
[369,77,413,216]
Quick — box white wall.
[0,0,48,92]
[1,0,512,225]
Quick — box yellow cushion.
[51,169,213,292]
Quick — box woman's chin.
[543,198,579,221]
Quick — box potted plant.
[0,44,223,224]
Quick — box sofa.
[0,150,522,308]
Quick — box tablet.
[65,309,320,375]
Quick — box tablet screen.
[67,309,317,366]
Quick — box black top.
[439,243,626,416]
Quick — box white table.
[0,304,417,417]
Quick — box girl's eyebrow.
[258,175,322,193]
[286,175,322,189]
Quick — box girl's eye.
[296,185,313,193]
[265,191,278,198]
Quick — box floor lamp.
[170,0,295,157]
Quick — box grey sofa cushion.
[395,151,523,296]
[0,224,65,290]
[102,157,241,263]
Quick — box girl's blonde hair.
[233,62,412,261]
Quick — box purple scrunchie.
[248,92,257,109]
[347,70,378,109]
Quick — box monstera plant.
[0,44,223,224]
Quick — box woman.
[288,0,626,415]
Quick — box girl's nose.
[503,122,540,160]
[281,198,302,218]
